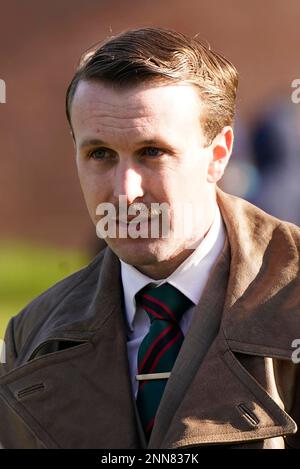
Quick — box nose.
[113,163,144,204]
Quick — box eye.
[141,147,165,158]
[88,148,115,160]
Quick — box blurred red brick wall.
[0,0,299,248]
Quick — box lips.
[116,217,150,224]
[111,214,159,223]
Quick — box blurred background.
[0,0,300,339]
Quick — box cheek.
[78,169,110,211]
[148,175,174,203]
[170,162,208,202]
[184,158,208,186]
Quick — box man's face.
[71,80,226,274]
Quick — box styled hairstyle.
[66,27,238,144]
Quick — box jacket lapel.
[1,189,300,448]
[152,336,296,448]
[217,188,300,355]
[0,248,141,448]
[149,188,299,448]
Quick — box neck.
[135,247,199,280]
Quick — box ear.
[207,126,234,183]
[69,128,76,148]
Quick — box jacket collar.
[4,189,299,448]
[35,187,300,360]
[150,335,296,448]
[216,188,300,358]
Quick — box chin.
[105,236,170,266]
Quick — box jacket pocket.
[27,338,90,362]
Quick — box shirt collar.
[120,204,226,331]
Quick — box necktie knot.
[136,282,192,324]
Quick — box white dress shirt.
[120,205,226,397]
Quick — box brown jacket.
[0,189,300,449]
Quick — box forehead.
[70,80,204,144]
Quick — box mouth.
[113,215,160,225]
[116,220,150,230]
[96,212,166,240]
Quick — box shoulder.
[218,190,300,354]
[217,188,300,251]
[5,248,107,358]
[280,218,300,247]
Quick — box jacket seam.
[170,427,288,446]
[226,339,293,357]
[2,339,93,381]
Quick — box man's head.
[66,27,238,278]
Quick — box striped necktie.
[135,282,192,440]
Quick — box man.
[0,27,300,449]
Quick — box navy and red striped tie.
[135,282,192,440]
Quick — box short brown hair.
[66,27,238,144]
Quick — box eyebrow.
[79,138,107,149]
[78,137,169,150]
